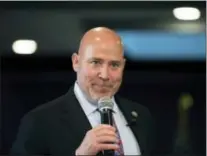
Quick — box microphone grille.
[98,96,114,111]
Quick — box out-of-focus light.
[167,22,205,33]
[173,7,200,20]
[12,39,37,54]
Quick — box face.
[72,41,125,103]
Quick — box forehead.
[83,44,124,60]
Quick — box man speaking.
[11,27,155,156]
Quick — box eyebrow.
[88,57,103,61]
[88,57,122,63]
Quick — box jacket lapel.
[59,87,103,156]
[59,87,92,149]
[115,95,148,155]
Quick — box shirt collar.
[74,82,97,116]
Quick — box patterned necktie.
[113,116,124,156]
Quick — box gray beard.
[76,81,99,106]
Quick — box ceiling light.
[12,39,37,55]
[173,7,201,21]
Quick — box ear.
[71,53,79,72]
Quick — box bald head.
[72,27,125,103]
[78,27,124,56]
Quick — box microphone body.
[98,97,114,156]
[100,108,114,156]
[100,108,113,126]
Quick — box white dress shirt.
[74,82,141,155]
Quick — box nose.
[99,65,110,81]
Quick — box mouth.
[92,84,112,91]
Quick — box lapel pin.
[131,111,138,118]
[126,111,139,126]
[126,111,138,126]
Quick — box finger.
[96,129,117,137]
[97,136,118,144]
[98,143,119,151]
[94,124,116,133]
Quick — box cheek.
[81,66,97,82]
[110,71,123,82]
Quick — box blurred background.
[1,1,206,156]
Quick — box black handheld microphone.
[98,97,114,156]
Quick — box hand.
[75,124,119,155]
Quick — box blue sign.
[117,30,206,61]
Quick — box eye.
[91,60,100,65]
[111,62,120,68]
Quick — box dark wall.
[1,57,206,155]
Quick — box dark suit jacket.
[10,86,155,156]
